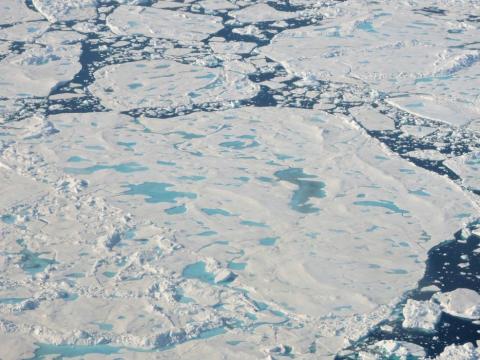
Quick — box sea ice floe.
[23,108,475,351]
[0,0,44,23]
[32,0,97,23]
[107,6,224,42]
[210,40,257,57]
[445,152,480,193]
[230,3,295,23]
[198,0,237,12]
[0,38,81,98]
[0,21,49,42]
[1,0,479,358]
[89,59,258,111]
[262,0,480,127]
[433,288,480,320]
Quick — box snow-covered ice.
[0,1,479,359]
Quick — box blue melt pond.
[182,261,215,284]
[0,297,26,304]
[196,230,218,237]
[201,208,232,216]
[123,182,197,204]
[353,200,409,215]
[29,343,121,360]
[240,220,268,228]
[357,20,377,32]
[66,156,88,163]
[1,214,15,224]
[128,82,143,90]
[65,162,148,175]
[259,237,278,246]
[157,160,176,166]
[219,140,259,150]
[19,247,58,275]
[274,168,326,214]
[117,141,136,151]
[168,131,205,139]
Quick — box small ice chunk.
[402,299,441,332]
[32,0,97,23]
[420,284,441,293]
[460,228,471,240]
[433,288,480,320]
[214,269,236,284]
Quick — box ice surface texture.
[0,1,479,360]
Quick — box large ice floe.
[0,0,479,360]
